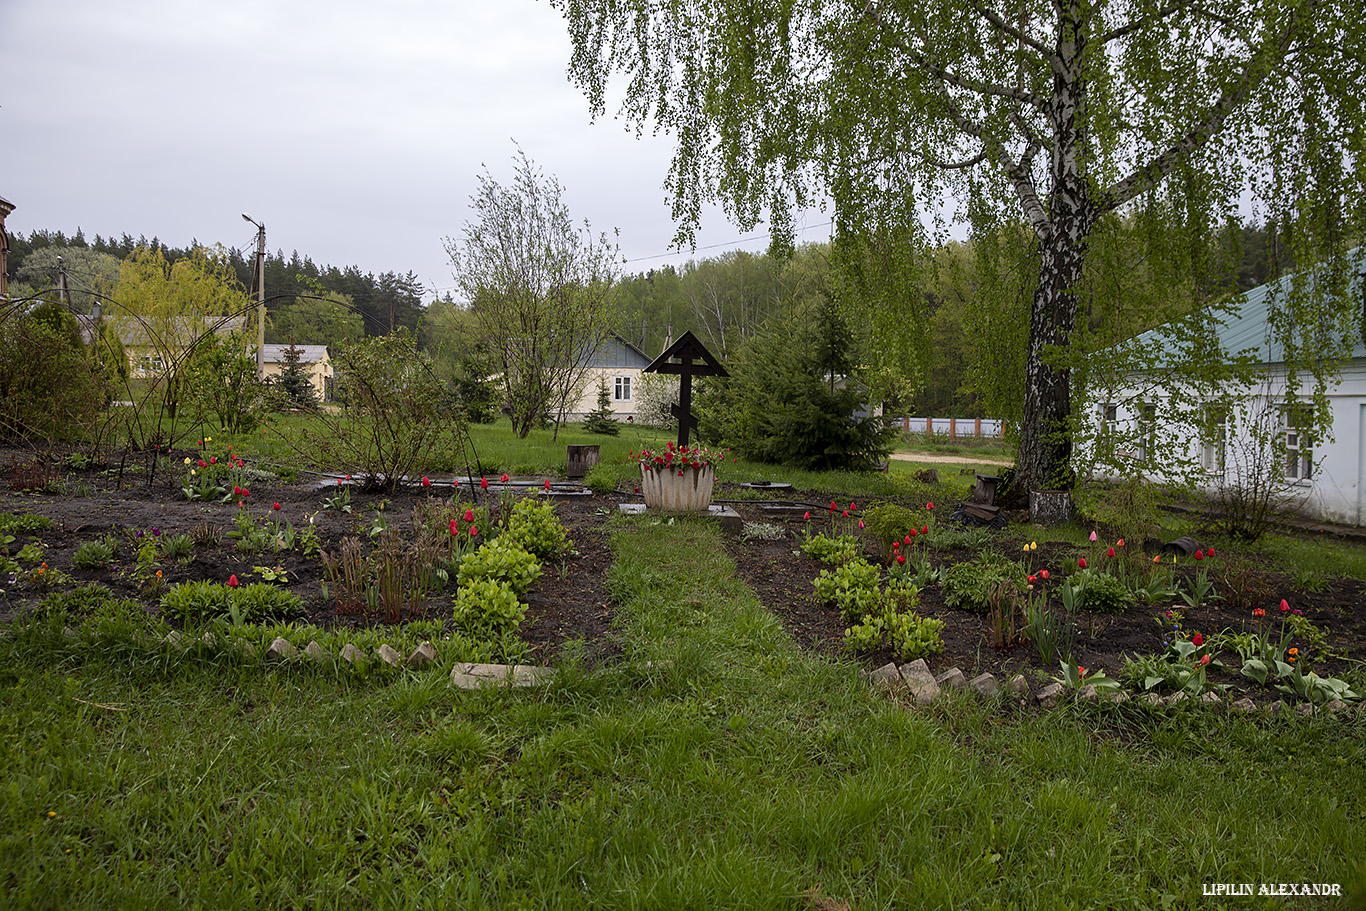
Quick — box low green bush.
[160,580,302,622]
[72,536,118,569]
[0,512,54,535]
[458,537,542,596]
[942,559,1024,613]
[860,504,921,555]
[800,533,860,565]
[813,558,882,623]
[453,577,527,638]
[505,498,574,560]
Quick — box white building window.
[1201,407,1226,475]
[1280,404,1314,481]
[1135,403,1157,465]
[613,375,632,402]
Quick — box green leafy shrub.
[505,498,573,560]
[887,611,946,660]
[72,536,118,570]
[942,560,1023,612]
[843,584,944,660]
[161,533,195,561]
[453,577,527,637]
[813,558,882,622]
[860,504,921,555]
[1064,568,1134,612]
[458,537,542,596]
[0,512,54,535]
[32,583,141,624]
[801,533,860,565]
[160,580,302,622]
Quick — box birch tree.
[551,0,1365,491]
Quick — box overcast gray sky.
[1,0,833,297]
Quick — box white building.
[1093,253,1366,526]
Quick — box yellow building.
[261,343,333,402]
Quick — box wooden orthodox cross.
[642,331,729,447]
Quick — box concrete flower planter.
[640,463,716,514]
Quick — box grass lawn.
[2,513,1363,908]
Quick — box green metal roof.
[1137,247,1365,364]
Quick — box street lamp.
[242,213,266,378]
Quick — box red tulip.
[892,541,900,550]
[803,511,810,520]
[921,525,928,535]
[1194,550,1204,560]
[1107,547,1115,557]
[1280,599,1290,612]
[850,502,856,511]
[464,509,474,523]
[500,473,509,482]
[1200,654,1211,666]
[210,456,216,464]
[272,502,281,511]
[1117,538,1125,547]
[470,526,478,537]
[904,535,912,544]
[1253,608,1265,618]
[1078,558,1087,569]
[234,485,242,495]
[480,477,489,489]
[227,574,238,587]
[242,489,249,498]
[1192,632,1203,647]
[197,460,206,468]
[1041,570,1050,580]
[927,502,934,510]
[829,501,836,512]
[450,519,457,536]
[896,554,905,564]
[1206,547,1215,557]
[842,510,849,517]
[1078,666,1086,677]
[422,476,430,487]
[1027,575,1038,585]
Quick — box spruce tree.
[583,379,620,435]
[277,341,319,410]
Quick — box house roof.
[1136,248,1365,364]
[262,344,330,364]
[75,314,247,348]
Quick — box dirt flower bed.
[2,450,1363,704]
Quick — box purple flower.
[151,527,161,537]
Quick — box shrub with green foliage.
[1071,568,1134,612]
[72,536,119,569]
[31,583,145,626]
[505,498,573,560]
[0,512,54,535]
[813,558,883,623]
[800,533,860,565]
[457,537,542,596]
[942,560,1024,613]
[452,577,527,638]
[860,504,921,556]
[160,580,302,622]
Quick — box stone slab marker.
[897,659,940,704]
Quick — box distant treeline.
[6,228,426,340]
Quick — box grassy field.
[2,515,1363,908]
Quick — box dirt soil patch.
[2,448,1362,700]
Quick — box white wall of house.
[1091,360,1366,527]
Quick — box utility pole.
[242,213,266,378]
